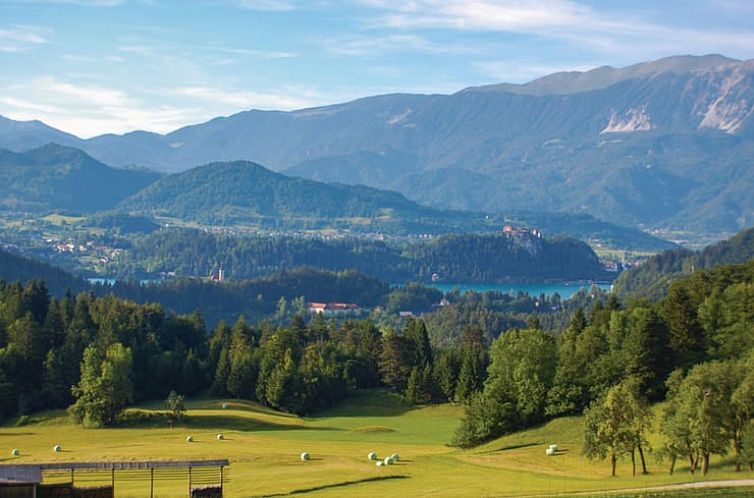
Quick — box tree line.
[112,229,606,283]
[2,255,754,476]
[0,278,486,422]
[450,257,754,476]
[613,226,754,299]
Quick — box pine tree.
[405,367,423,404]
[404,318,432,367]
[623,307,671,400]
[662,285,707,369]
[42,347,71,407]
[455,326,487,403]
[455,348,485,403]
[433,349,459,402]
[379,330,410,392]
[264,349,301,413]
[180,349,205,395]
[211,345,231,396]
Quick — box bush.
[452,392,518,448]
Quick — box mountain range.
[0,144,158,213]
[0,144,671,249]
[1,54,753,237]
[614,225,754,298]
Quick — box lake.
[89,277,611,300]
[87,277,160,286]
[428,281,612,299]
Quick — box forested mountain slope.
[114,229,607,283]
[3,55,753,236]
[614,226,754,298]
[0,144,159,213]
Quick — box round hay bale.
[390,453,400,462]
[53,444,61,453]
[367,452,377,461]
[186,435,193,443]
[300,452,310,461]
[216,433,224,440]
[545,448,555,456]
[376,461,384,467]
[222,403,230,410]
[383,456,393,465]
[11,448,20,456]
[549,444,558,451]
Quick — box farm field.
[2,391,753,498]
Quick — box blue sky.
[1,0,753,137]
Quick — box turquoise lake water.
[428,282,612,299]
[88,277,612,300]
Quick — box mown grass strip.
[248,475,409,497]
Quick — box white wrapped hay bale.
[383,456,393,465]
[390,453,399,462]
[549,444,558,451]
[376,461,384,467]
[11,448,20,456]
[222,403,230,409]
[300,452,310,461]
[545,448,555,456]
[186,435,193,443]
[367,452,377,461]
[216,433,224,440]
[53,444,61,453]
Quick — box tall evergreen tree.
[433,349,459,402]
[623,307,672,400]
[662,285,707,369]
[379,330,410,392]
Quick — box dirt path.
[517,479,754,497]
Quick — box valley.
[2,10,754,494]
[3,392,753,498]
[2,56,753,243]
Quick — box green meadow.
[2,391,753,498]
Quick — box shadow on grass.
[190,399,302,419]
[186,414,340,432]
[250,475,410,497]
[482,442,543,454]
[118,412,340,432]
[1,411,66,428]
[308,390,414,420]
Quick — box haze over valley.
[2,55,754,244]
[3,2,754,497]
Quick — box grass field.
[39,214,86,226]
[576,489,754,498]
[2,391,753,498]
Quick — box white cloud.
[361,0,754,59]
[206,45,298,59]
[472,60,596,83]
[314,33,487,57]
[118,42,296,61]
[9,0,127,5]
[0,76,320,137]
[317,33,436,56]
[363,0,603,31]
[173,85,313,110]
[0,76,199,137]
[230,0,296,11]
[0,25,50,53]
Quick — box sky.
[1,0,753,138]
